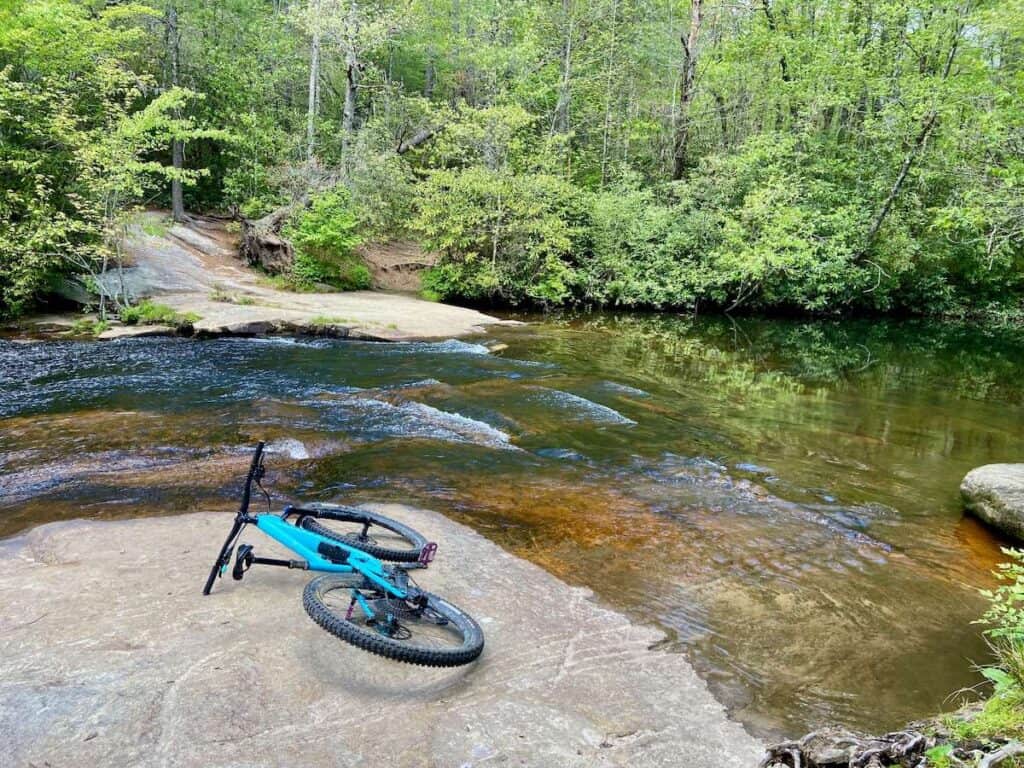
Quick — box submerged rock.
[962,463,1024,541]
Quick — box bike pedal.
[418,542,438,566]
[232,544,254,580]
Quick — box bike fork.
[202,517,245,595]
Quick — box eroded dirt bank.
[0,504,762,767]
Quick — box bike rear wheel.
[298,505,428,563]
[303,574,484,667]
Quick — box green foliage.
[945,681,1024,743]
[0,0,225,318]
[950,548,1024,747]
[119,300,198,328]
[415,167,586,305]
[583,182,697,308]
[980,549,1024,643]
[283,189,369,290]
[924,743,954,768]
[70,317,111,337]
[2,0,1022,318]
[0,0,152,317]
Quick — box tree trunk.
[862,9,966,254]
[342,50,358,155]
[397,125,444,154]
[168,4,185,222]
[423,49,436,98]
[671,0,702,181]
[306,28,320,166]
[600,0,620,185]
[552,0,573,137]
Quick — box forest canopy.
[0,0,1021,318]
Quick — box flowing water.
[2,314,1022,738]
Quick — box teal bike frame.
[201,441,407,600]
[253,513,405,596]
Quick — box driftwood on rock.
[239,124,446,272]
[239,201,303,275]
[760,723,1022,768]
[760,728,932,768]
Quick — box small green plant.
[282,188,370,291]
[924,743,954,768]
[209,286,233,303]
[954,548,1024,745]
[70,317,110,336]
[307,315,352,328]
[140,216,172,238]
[209,287,256,305]
[979,549,1024,643]
[120,300,198,328]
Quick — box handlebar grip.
[239,441,265,514]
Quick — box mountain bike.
[202,442,484,667]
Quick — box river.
[2,313,1021,738]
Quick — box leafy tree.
[1,0,1021,318]
[282,187,368,289]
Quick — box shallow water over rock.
[1,314,1021,737]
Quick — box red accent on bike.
[418,542,438,566]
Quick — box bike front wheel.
[303,574,484,667]
[298,505,428,563]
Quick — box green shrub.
[349,151,417,240]
[283,188,368,290]
[583,183,703,309]
[120,300,197,327]
[980,548,1024,645]
[415,167,587,305]
[70,317,110,336]
[954,548,1024,744]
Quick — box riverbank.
[15,212,511,342]
[0,505,762,767]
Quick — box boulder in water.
[962,463,1024,541]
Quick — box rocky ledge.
[0,505,761,767]
[26,212,514,342]
[962,463,1024,542]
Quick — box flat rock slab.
[0,505,761,767]
[97,324,176,340]
[90,213,512,341]
[962,463,1024,541]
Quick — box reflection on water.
[1,315,1022,737]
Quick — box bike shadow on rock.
[302,632,479,698]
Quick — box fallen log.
[238,200,304,275]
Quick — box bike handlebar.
[239,441,265,515]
